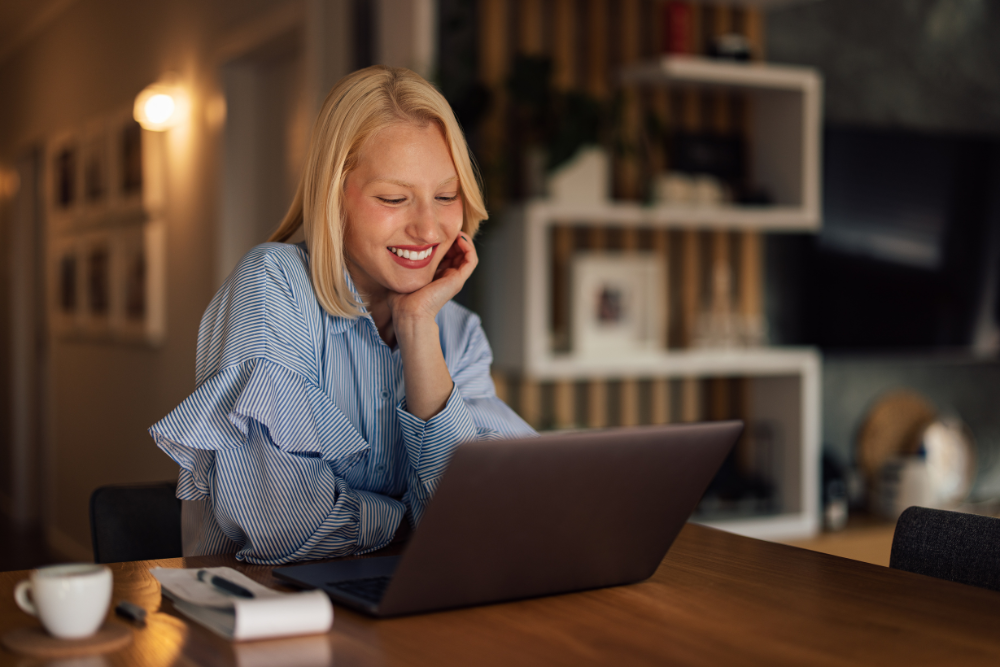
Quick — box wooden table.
[3,523,1000,666]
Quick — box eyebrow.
[371,176,458,188]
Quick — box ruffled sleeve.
[149,244,404,564]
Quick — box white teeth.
[390,247,431,260]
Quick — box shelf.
[523,347,820,381]
[481,56,825,542]
[523,200,817,232]
[482,201,823,542]
[620,54,821,92]
[617,55,823,229]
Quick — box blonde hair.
[269,65,488,318]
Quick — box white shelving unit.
[621,55,823,228]
[481,57,824,542]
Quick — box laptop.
[274,420,742,617]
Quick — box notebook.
[274,420,743,617]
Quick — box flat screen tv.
[791,125,1000,350]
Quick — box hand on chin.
[387,234,477,325]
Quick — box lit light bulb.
[134,78,188,131]
[144,94,176,125]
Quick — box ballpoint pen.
[197,569,256,599]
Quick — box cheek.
[444,205,465,235]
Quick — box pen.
[115,600,147,627]
[197,569,256,598]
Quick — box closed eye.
[376,197,406,205]
[436,194,460,203]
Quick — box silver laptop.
[274,420,742,617]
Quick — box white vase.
[547,146,609,205]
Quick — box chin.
[387,274,434,295]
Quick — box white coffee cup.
[14,563,113,639]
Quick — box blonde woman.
[149,66,534,565]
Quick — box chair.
[889,506,1000,592]
[89,482,182,564]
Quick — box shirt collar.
[299,242,374,336]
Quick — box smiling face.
[341,121,464,302]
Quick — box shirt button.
[380,390,390,399]
[376,464,386,472]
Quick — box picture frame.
[47,132,82,229]
[113,219,166,346]
[80,119,112,220]
[78,229,113,337]
[49,236,82,335]
[571,252,667,358]
[108,109,164,218]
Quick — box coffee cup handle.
[14,580,38,617]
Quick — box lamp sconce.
[133,77,188,131]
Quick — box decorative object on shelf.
[922,418,975,509]
[856,390,937,495]
[571,252,666,358]
[822,451,849,532]
[548,147,610,205]
[874,417,976,520]
[708,33,752,61]
[661,1,695,55]
[653,172,728,206]
[876,454,932,520]
[693,271,739,349]
[653,172,694,204]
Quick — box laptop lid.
[276,420,742,617]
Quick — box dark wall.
[767,0,1000,136]
[765,0,1000,479]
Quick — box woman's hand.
[386,232,477,326]
[388,232,477,421]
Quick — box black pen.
[197,569,256,599]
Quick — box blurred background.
[1,0,999,570]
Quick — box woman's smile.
[387,244,438,267]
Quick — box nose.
[405,197,445,244]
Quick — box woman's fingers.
[393,232,478,323]
[435,232,476,280]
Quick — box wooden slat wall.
[478,1,767,431]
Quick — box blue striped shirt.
[149,242,535,565]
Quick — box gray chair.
[889,506,1000,592]
[89,482,182,564]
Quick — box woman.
[149,66,535,565]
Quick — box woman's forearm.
[395,314,454,420]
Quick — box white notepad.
[152,566,333,641]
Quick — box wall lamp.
[133,78,188,131]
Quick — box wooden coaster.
[1,622,132,658]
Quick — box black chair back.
[89,482,182,564]
[890,506,1000,592]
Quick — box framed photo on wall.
[47,132,81,229]
[79,230,113,336]
[49,236,82,335]
[114,220,166,345]
[571,252,667,358]
[80,119,111,220]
